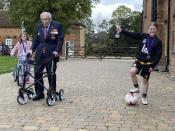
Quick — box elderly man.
[31,12,64,101]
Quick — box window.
[5,39,13,49]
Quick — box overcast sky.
[91,0,143,25]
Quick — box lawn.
[0,55,17,74]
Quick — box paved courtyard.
[0,59,174,131]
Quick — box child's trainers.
[129,88,139,93]
[141,97,148,105]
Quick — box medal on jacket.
[51,28,58,40]
[51,28,58,34]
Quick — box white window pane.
[5,39,13,49]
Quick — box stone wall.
[143,0,175,75]
[169,0,175,74]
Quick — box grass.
[0,55,18,74]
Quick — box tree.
[81,17,95,52]
[130,11,142,32]
[97,19,109,32]
[81,17,95,35]
[0,0,9,9]
[110,5,133,29]
[110,5,142,32]
[109,5,142,47]
[7,0,99,35]
[0,0,3,9]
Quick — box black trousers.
[34,59,57,96]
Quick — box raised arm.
[116,27,146,40]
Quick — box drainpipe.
[152,0,157,22]
[141,0,144,32]
[141,11,143,32]
[165,0,171,71]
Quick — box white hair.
[40,12,52,20]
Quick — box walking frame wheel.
[17,92,29,105]
[58,89,64,101]
[46,94,56,106]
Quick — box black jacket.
[121,30,162,69]
[32,21,64,62]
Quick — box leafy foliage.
[7,0,99,35]
[108,5,142,47]
[85,5,142,50]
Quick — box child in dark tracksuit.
[117,22,162,105]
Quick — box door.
[66,41,75,57]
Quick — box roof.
[0,10,20,28]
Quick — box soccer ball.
[124,92,139,105]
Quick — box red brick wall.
[0,25,85,57]
[0,27,21,46]
[63,24,85,57]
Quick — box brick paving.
[0,59,174,131]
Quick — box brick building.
[63,23,85,57]
[0,10,20,49]
[142,0,175,75]
[0,10,85,57]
